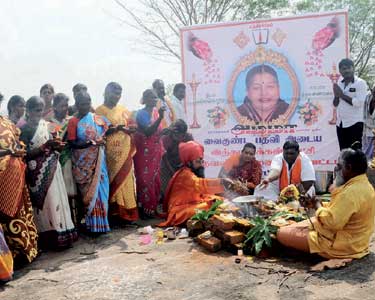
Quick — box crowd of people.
[0,57,375,283]
[0,79,191,283]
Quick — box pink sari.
[133,108,163,216]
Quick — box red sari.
[133,108,163,216]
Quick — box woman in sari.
[0,94,38,265]
[219,143,262,196]
[46,93,79,226]
[96,82,138,222]
[7,95,25,125]
[68,92,110,233]
[40,83,55,120]
[20,96,77,250]
[160,119,193,201]
[134,89,165,218]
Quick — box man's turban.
[179,141,204,165]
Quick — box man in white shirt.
[171,83,186,121]
[255,141,316,200]
[363,84,375,160]
[333,58,369,150]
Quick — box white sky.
[0,0,180,112]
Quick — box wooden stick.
[28,278,59,283]
[119,251,149,254]
[278,270,297,291]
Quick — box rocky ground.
[1,221,374,300]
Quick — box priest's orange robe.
[159,167,224,227]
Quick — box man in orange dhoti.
[159,141,229,227]
[96,82,138,222]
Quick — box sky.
[0,0,180,112]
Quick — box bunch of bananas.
[279,184,300,203]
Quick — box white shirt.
[170,95,185,121]
[271,152,316,184]
[336,76,368,128]
[254,152,315,201]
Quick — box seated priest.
[256,141,315,200]
[159,141,230,227]
[277,146,375,260]
[219,143,262,195]
[160,119,193,200]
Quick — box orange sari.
[96,104,138,221]
[0,116,38,263]
[159,167,224,227]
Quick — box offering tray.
[232,196,258,217]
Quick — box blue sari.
[70,113,110,233]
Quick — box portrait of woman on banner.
[228,46,300,126]
[237,64,290,123]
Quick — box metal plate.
[232,196,258,204]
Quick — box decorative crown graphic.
[252,29,269,45]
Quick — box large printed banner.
[180,11,349,177]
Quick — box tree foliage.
[113,0,288,61]
[293,0,375,81]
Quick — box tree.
[113,0,288,62]
[292,0,375,82]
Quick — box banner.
[180,10,349,177]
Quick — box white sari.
[28,120,76,247]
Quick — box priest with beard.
[159,141,231,227]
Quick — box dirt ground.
[1,221,374,300]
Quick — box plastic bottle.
[156,229,164,245]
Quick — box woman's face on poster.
[246,72,280,113]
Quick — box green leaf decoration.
[254,240,264,255]
[191,200,223,221]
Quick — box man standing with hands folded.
[333,58,368,150]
